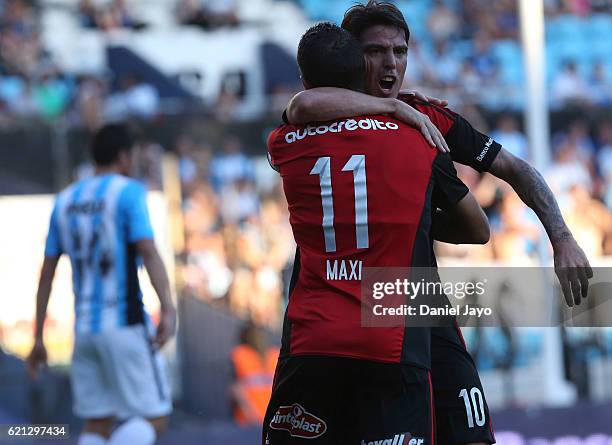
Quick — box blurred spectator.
[219,178,259,224]
[493,0,519,39]
[209,136,254,192]
[33,71,72,119]
[229,321,278,426]
[78,0,98,28]
[403,40,431,86]
[490,114,529,159]
[176,0,239,30]
[563,184,612,259]
[470,32,497,80]
[0,0,51,82]
[0,76,25,113]
[175,135,199,189]
[596,121,612,209]
[546,139,592,196]
[10,79,37,116]
[554,119,596,162]
[427,0,460,42]
[588,61,612,107]
[552,61,591,107]
[429,40,461,88]
[564,0,591,16]
[135,139,164,190]
[72,75,106,130]
[458,59,481,96]
[104,73,160,121]
[590,0,612,12]
[77,0,145,31]
[214,84,239,122]
[492,190,540,262]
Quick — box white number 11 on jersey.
[310,155,369,253]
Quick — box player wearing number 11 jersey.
[263,23,489,444]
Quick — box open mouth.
[378,76,396,94]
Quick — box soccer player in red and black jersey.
[283,2,593,444]
[263,22,489,445]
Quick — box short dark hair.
[342,1,410,43]
[297,22,365,91]
[91,123,135,166]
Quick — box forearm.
[34,285,51,342]
[489,150,571,245]
[143,250,174,310]
[287,88,397,124]
[34,257,58,341]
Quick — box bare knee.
[83,417,115,439]
[147,416,169,436]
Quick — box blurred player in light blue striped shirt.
[27,123,176,445]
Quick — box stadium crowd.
[0,0,610,125]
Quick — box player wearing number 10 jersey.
[262,23,489,445]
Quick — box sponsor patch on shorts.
[269,403,327,439]
[361,433,425,445]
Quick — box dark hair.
[91,123,135,166]
[297,22,365,91]
[342,1,410,43]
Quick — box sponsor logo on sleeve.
[476,138,494,162]
[269,403,327,439]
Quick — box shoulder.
[267,124,293,148]
[117,177,147,205]
[411,100,457,134]
[54,179,84,210]
[122,177,145,193]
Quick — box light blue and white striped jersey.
[45,173,154,334]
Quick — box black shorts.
[431,326,495,444]
[263,356,433,445]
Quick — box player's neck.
[94,165,122,176]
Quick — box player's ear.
[118,149,134,176]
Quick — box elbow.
[135,239,157,260]
[474,223,490,245]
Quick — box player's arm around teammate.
[287,88,449,153]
